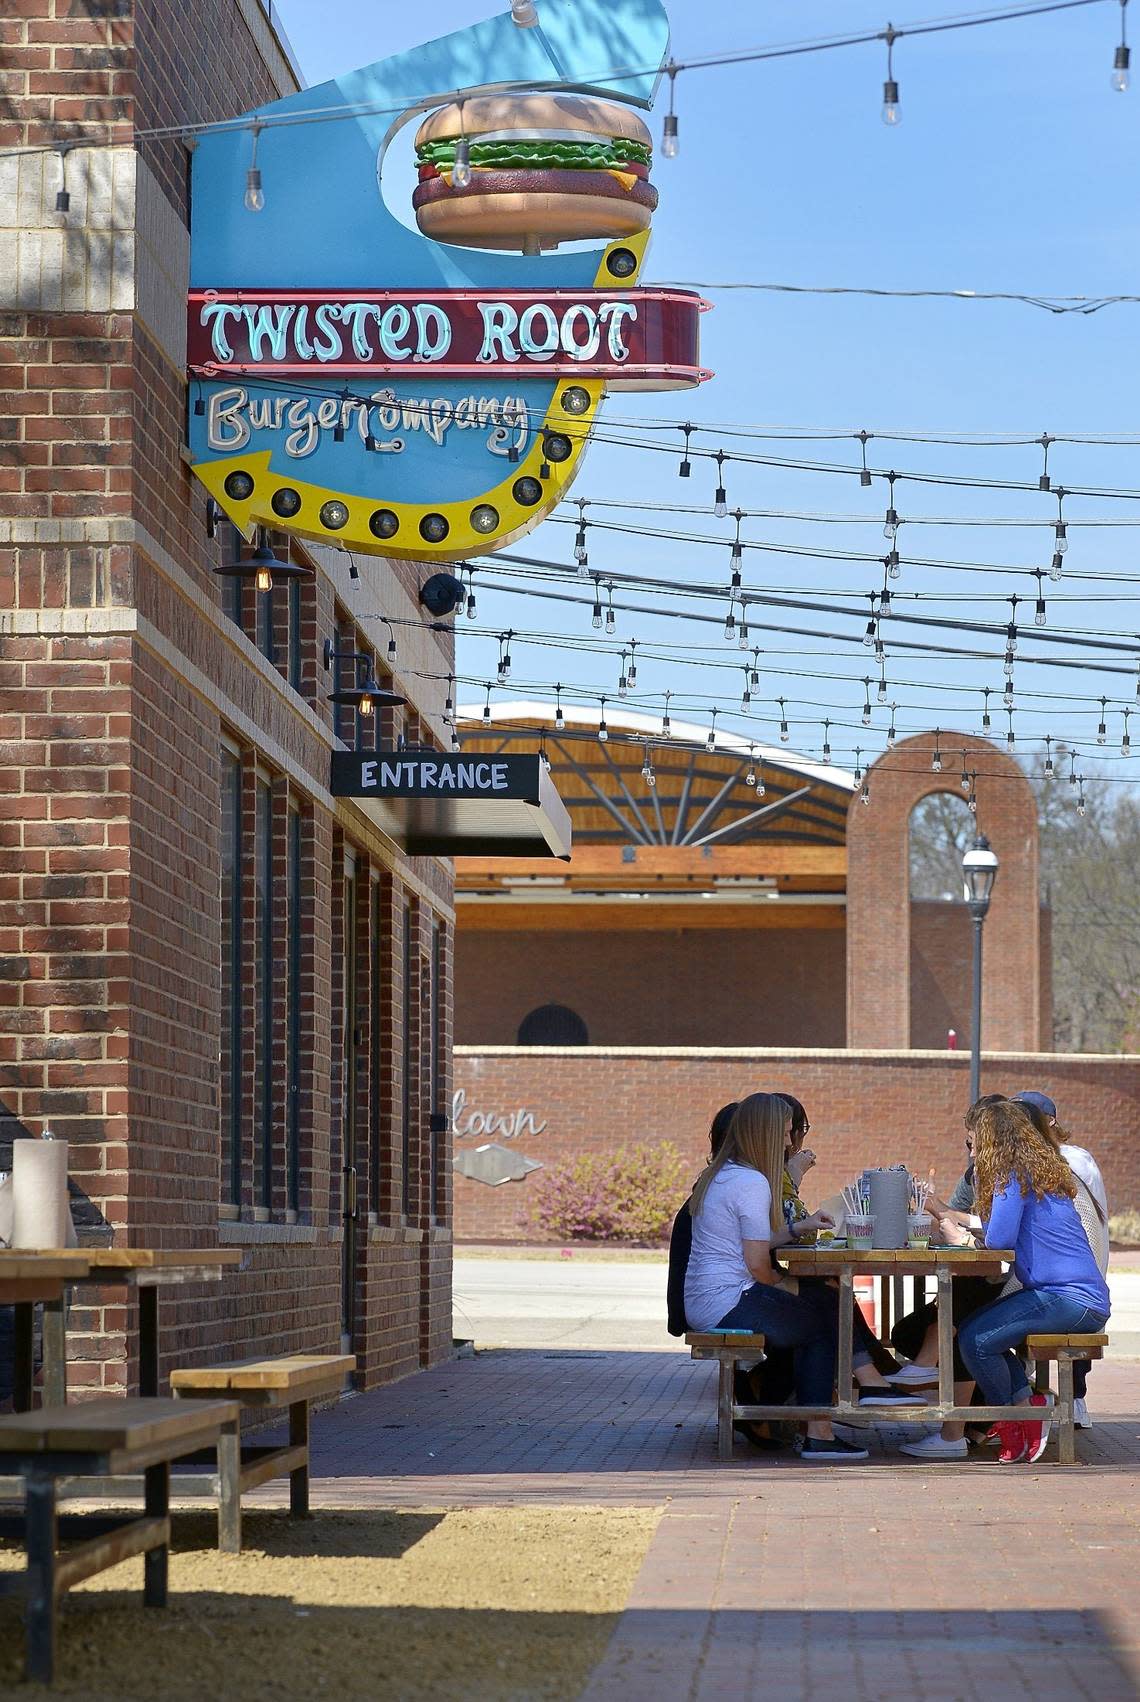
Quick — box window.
[517,1004,589,1046]
[254,777,274,1208]
[286,805,303,1212]
[370,879,384,1217]
[429,920,442,1221]
[401,903,413,1217]
[220,749,243,1204]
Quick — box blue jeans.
[716,1281,870,1407]
[957,1288,1108,1406]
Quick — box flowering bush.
[528,1142,689,1243]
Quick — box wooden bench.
[1027,1333,1109,1464]
[686,1332,767,1460]
[170,1353,354,1551]
[0,1396,240,1685]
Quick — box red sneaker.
[1021,1394,1052,1464]
[996,1420,1028,1464]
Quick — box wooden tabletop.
[779,1245,1012,1277]
[82,1248,243,1270]
[0,1253,93,1280]
[0,1396,243,1454]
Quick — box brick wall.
[452,1047,1140,1243]
[1,0,455,1394]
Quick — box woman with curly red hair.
[957,1100,1110,1464]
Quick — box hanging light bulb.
[879,582,892,617]
[597,697,609,743]
[741,669,752,708]
[1006,594,1019,655]
[982,687,992,733]
[244,122,265,212]
[881,26,901,124]
[968,775,978,814]
[887,705,898,749]
[662,61,680,156]
[1050,491,1067,580]
[730,511,743,587]
[54,144,70,213]
[539,735,551,773]
[745,744,757,787]
[1044,734,1055,776]
[641,742,656,785]
[604,583,616,636]
[861,678,872,727]
[497,634,510,683]
[554,685,565,732]
[592,579,603,630]
[863,592,878,648]
[931,733,942,773]
[960,753,970,791]
[854,747,863,786]
[618,652,629,696]
[1076,779,1087,817]
[678,423,692,479]
[482,685,492,725]
[886,548,901,580]
[1006,710,1015,752]
[738,606,749,650]
[778,698,789,742]
[662,691,672,740]
[882,473,898,540]
[573,500,589,572]
[860,780,871,806]
[858,430,873,487]
[724,600,737,642]
[713,450,728,519]
[1097,697,1108,743]
[877,663,888,704]
[822,720,832,764]
[706,711,717,753]
[627,641,638,687]
[1113,0,1131,89]
[1034,569,1047,627]
[750,651,761,689]
[465,570,477,620]
[1069,750,1079,787]
[452,134,473,190]
[444,678,454,722]
[1123,709,1133,755]
[451,728,461,752]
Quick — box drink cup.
[846,1214,874,1250]
[907,1212,932,1248]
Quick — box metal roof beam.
[689,786,815,848]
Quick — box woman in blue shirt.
[956,1100,1110,1464]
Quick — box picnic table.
[777,1245,1013,1420]
[0,1248,243,1407]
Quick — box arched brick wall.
[846,733,1041,1051]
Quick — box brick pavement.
[241,1349,1140,1698]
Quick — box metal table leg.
[138,1287,159,1398]
[41,1299,66,1407]
[13,1304,35,1414]
[936,1265,955,1411]
[837,1265,855,1407]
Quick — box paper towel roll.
[868,1168,910,1249]
[12,1140,70,1249]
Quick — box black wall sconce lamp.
[213,526,309,594]
[323,639,406,718]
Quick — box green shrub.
[527,1142,689,1243]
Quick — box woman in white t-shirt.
[684,1092,924,1462]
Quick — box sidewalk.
[248,1347,1140,1699]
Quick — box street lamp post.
[962,834,1000,1106]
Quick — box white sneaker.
[885,1363,939,1386]
[898,1432,968,1459]
[1074,1397,1092,1429]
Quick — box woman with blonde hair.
[684,1092,922,1461]
[957,1099,1110,1464]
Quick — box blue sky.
[274,0,1140,781]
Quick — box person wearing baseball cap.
[1011,1091,1109,1429]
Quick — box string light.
[554,684,565,732]
[858,430,873,487]
[822,720,832,762]
[737,605,750,650]
[1069,749,1079,786]
[662,60,680,156]
[1097,696,1108,742]
[591,578,603,630]
[605,581,616,636]
[861,776,872,804]
[778,697,790,742]
[662,690,673,740]
[1113,0,1131,88]
[861,677,872,726]
[641,740,657,785]
[882,471,899,540]
[54,144,70,213]
[863,592,878,648]
[960,750,971,790]
[931,729,943,772]
[749,650,761,688]
[713,451,729,519]
[618,650,630,695]
[244,122,265,212]
[597,695,609,743]
[1034,568,1047,627]
[627,640,638,687]
[854,747,863,785]
[877,656,888,702]
[745,744,758,786]
[465,568,477,621]
[1038,432,1053,491]
[879,578,892,617]
[482,684,492,725]
[573,499,589,575]
[968,771,978,813]
[887,704,898,748]
[451,727,461,751]
[723,596,737,642]
[881,24,901,125]
[706,708,718,753]
[497,631,512,683]
[1123,706,1133,754]
[1006,593,1019,657]
[741,668,752,707]
[1077,775,1087,816]
[730,510,744,586]
[678,423,692,479]
[1044,733,1055,775]
[1006,707,1016,750]
[444,676,454,722]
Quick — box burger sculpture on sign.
[186,0,707,564]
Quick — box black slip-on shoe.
[801,1437,870,1461]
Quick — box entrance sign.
[331,750,571,859]
[186,0,702,562]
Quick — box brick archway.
[846,733,1041,1051]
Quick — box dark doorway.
[517,1004,589,1046]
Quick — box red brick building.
[1,2,454,1390]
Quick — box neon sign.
[186,0,705,563]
